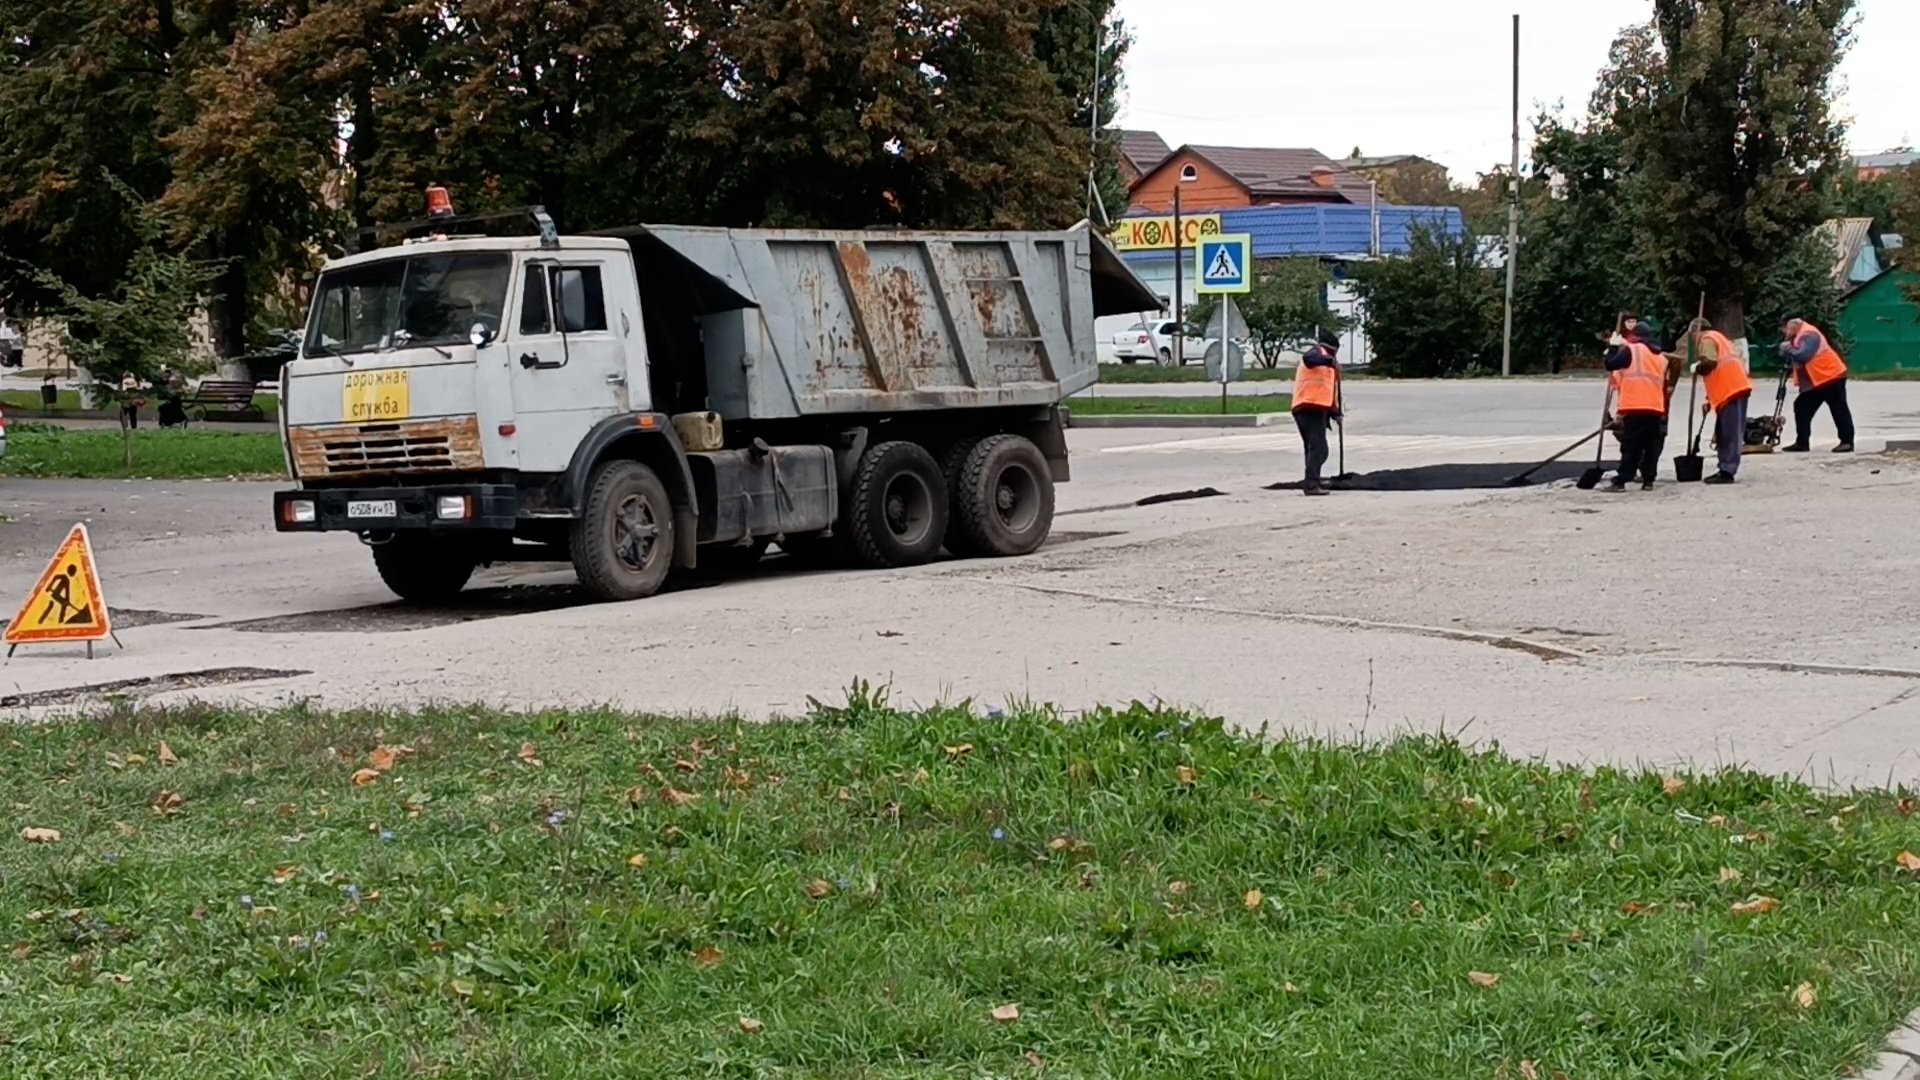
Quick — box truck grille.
[289,417,484,479]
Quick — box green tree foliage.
[1190,260,1346,369]
[36,187,219,465]
[1350,226,1503,378]
[1595,0,1856,340]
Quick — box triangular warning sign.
[1205,245,1242,282]
[6,525,112,646]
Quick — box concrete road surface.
[5,381,1920,789]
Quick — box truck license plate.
[342,369,410,422]
[347,500,397,520]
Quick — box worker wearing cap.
[1603,325,1670,491]
[1683,317,1752,484]
[1778,314,1853,453]
[1291,329,1342,496]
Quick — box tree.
[1596,0,1856,346]
[36,185,218,466]
[1032,3,1130,225]
[1349,225,1503,378]
[1189,259,1345,368]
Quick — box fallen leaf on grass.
[1662,775,1686,795]
[157,742,178,766]
[944,743,975,760]
[1898,851,1920,874]
[1718,867,1742,884]
[10,942,31,958]
[990,1003,1021,1023]
[673,759,700,774]
[1166,880,1189,898]
[270,865,299,885]
[104,973,132,986]
[1898,797,1916,816]
[1707,814,1728,827]
[737,1016,764,1034]
[804,879,833,899]
[1283,982,1301,994]
[19,827,61,844]
[1731,895,1780,916]
[660,786,701,808]
[691,946,724,968]
[1243,889,1263,911]
[627,853,647,869]
[1619,901,1651,916]
[449,978,475,999]
[349,769,380,787]
[1794,982,1817,1010]
[1175,765,1196,786]
[367,746,397,772]
[518,742,542,767]
[1468,971,1501,989]
[1519,1062,1540,1080]
[1025,1051,1045,1069]
[151,791,184,816]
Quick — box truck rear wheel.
[950,434,1054,558]
[940,435,985,556]
[572,460,675,601]
[371,535,477,603]
[848,441,948,569]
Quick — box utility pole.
[1501,12,1520,378]
[1085,18,1109,227]
[1172,185,1184,368]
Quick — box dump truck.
[273,200,1159,602]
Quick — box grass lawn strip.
[0,389,280,419]
[4,694,1920,1077]
[0,426,286,479]
[1095,364,1292,385]
[1069,394,1290,417]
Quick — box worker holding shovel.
[1682,317,1752,484]
[1602,327,1670,491]
[1290,329,1343,496]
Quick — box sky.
[1111,0,1916,181]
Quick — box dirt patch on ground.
[0,667,309,708]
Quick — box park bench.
[181,379,264,420]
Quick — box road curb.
[1885,440,1920,453]
[1064,411,1289,429]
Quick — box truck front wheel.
[950,434,1054,558]
[573,460,675,601]
[848,441,948,569]
[371,534,477,603]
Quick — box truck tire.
[950,434,1054,558]
[847,440,948,569]
[371,535,476,603]
[572,460,675,601]
[939,435,986,557]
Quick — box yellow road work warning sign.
[6,524,112,648]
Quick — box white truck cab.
[275,199,1159,603]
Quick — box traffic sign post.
[5,524,120,659]
[1194,234,1253,296]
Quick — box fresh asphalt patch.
[1266,461,1598,492]
[110,608,208,630]
[0,667,309,708]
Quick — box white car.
[1109,319,1216,366]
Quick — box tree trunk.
[1707,295,1747,354]
[206,233,249,360]
[121,408,133,469]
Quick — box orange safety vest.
[1794,324,1847,388]
[1697,330,1752,410]
[1611,343,1668,415]
[1293,353,1338,411]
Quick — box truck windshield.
[305,253,511,357]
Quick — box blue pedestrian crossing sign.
[1195,233,1253,294]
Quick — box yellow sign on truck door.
[6,524,112,652]
[342,369,411,423]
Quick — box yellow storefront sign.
[1109,213,1224,252]
[343,368,411,423]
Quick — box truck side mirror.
[470,323,495,348]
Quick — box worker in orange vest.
[1684,317,1753,484]
[1602,326,1670,491]
[1291,329,1342,496]
[1778,314,1853,452]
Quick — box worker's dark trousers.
[1294,408,1331,487]
[1614,411,1665,485]
[1715,395,1749,476]
[1793,378,1855,447]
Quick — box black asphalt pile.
[1265,461,1596,492]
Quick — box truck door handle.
[606,373,626,385]
[519,353,563,371]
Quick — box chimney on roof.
[1309,167,1337,189]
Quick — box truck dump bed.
[601,223,1160,421]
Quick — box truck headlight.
[436,495,471,520]
[283,499,317,525]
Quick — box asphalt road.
[6,380,1920,789]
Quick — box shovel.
[1577,384,1616,490]
[1330,365,1358,483]
[1672,301,1707,482]
[1505,426,1606,487]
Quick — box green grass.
[1070,394,1290,416]
[0,390,279,418]
[1097,363,1292,384]
[5,693,1920,1078]
[1849,370,1920,381]
[0,425,285,479]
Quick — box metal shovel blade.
[1576,467,1607,490]
[1673,453,1705,483]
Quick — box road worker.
[1603,324,1670,491]
[1778,314,1854,453]
[1291,329,1342,496]
[1682,317,1752,484]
